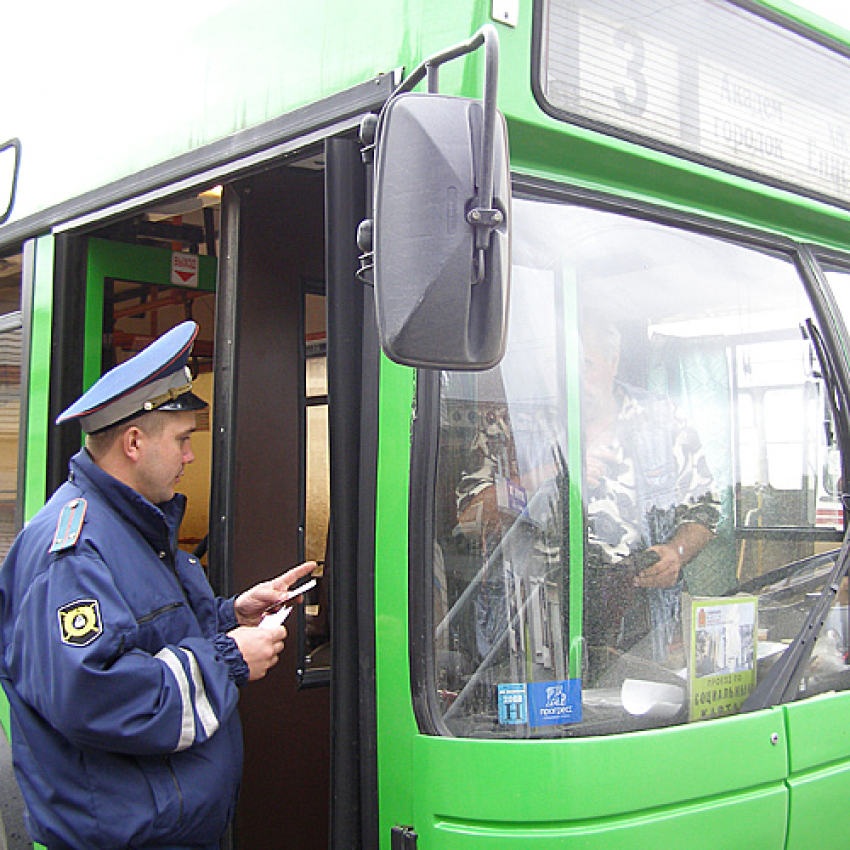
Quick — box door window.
[0,252,22,556]
[0,307,21,558]
[427,198,848,737]
[299,287,330,685]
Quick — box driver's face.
[582,335,619,419]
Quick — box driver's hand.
[633,543,683,588]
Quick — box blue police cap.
[57,321,208,433]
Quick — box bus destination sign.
[537,0,850,208]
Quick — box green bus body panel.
[2,1,484,229]
[373,359,418,843]
[786,766,850,850]
[784,691,850,774]
[494,2,850,254]
[87,239,216,294]
[23,236,55,521]
[14,237,54,850]
[5,0,850,254]
[84,246,106,395]
[425,792,785,849]
[0,691,8,737]
[85,238,216,390]
[411,713,788,823]
[783,692,850,850]
[409,718,787,848]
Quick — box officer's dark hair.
[85,410,170,461]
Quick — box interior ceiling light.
[147,187,222,221]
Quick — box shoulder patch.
[58,599,102,647]
[49,498,88,553]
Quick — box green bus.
[3,0,850,847]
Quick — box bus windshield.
[428,196,849,738]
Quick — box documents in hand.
[259,579,316,629]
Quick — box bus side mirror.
[358,26,510,371]
[369,93,510,371]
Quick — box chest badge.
[50,498,88,553]
[58,599,102,647]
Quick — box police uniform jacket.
[0,449,248,849]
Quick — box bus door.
[210,161,331,850]
[66,137,374,849]
[402,192,850,848]
[212,137,375,850]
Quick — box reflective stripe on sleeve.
[155,647,196,752]
[186,649,220,739]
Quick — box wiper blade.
[741,532,850,711]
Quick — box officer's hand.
[228,625,286,681]
[234,561,318,626]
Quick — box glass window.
[0,316,21,558]
[299,289,329,685]
[428,199,848,738]
[0,251,22,559]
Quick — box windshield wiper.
[742,319,849,712]
[741,532,850,711]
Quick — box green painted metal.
[783,693,850,850]
[15,235,55,848]
[1,0,490,228]
[2,0,850,256]
[0,690,8,737]
[562,268,584,680]
[494,0,850,257]
[374,358,419,838]
[365,6,850,846]
[23,236,54,522]
[406,712,788,848]
[84,239,217,391]
[86,239,216,295]
[84,244,105,396]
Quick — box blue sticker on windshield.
[498,680,582,726]
[527,679,582,726]
[498,683,528,725]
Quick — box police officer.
[0,321,316,849]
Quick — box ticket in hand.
[259,579,316,629]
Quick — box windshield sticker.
[689,596,757,720]
[498,683,528,725]
[528,679,582,726]
[498,680,582,726]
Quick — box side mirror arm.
[392,26,502,282]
